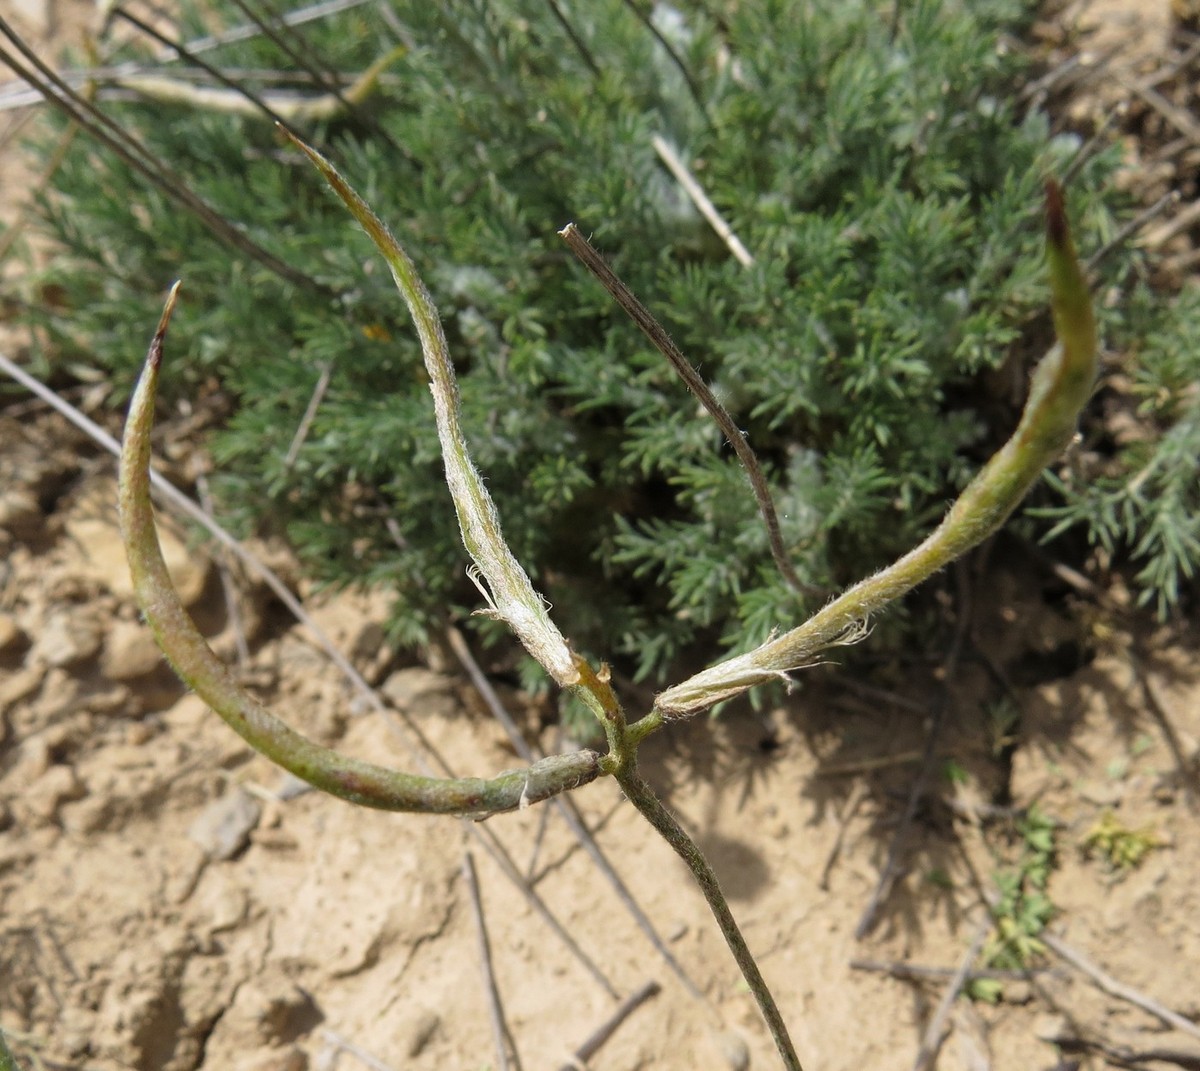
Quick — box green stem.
[626,709,663,748]
[616,764,805,1071]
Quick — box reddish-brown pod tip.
[1044,178,1068,250]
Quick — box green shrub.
[1038,283,1200,615]
[16,0,1193,685]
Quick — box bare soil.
[2,2,1199,1070]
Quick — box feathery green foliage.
[1037,283,1200,615]
[17,0,1193,686]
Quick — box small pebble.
[188,788,262,861]
[716,1029,750,1071]
[34,609,103,668]
[26,764,86,822]
[0,488,41,538]
[102,620,165,680]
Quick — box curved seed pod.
[284,129,580,690]
[118,284,599,815]
[656,179,1098,718]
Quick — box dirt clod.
[188,788,262,861]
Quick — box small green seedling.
[970,805,1059,1002]
[115,132,1095,1070]
[1081,810,1164,871]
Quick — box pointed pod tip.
[281,126,322,164]
[277,125,329,173]
[1044,178,1069,250]
[149,281,183,371]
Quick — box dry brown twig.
[1128,651,1200,810]
[1086,189,1180,272]
[850,959,1056,983]
[318,1029,403,1071]
[1143,193,1200,249]
[818,780,867,892]
[283,360,333,473]
[911,916,991,1071]
[1042,932,1200,1041]
[558,222,810,599]
[556,980,662,1071]
[462,850,520,1071]
[651,133,754,267]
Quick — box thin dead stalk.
[1129,652,1199,810]
[1143,194,1200,250]
[151,0,375,60]
[284,360,334,472]
[1123,74,1200,147]
[856,561,971,939]
[524,794,553,880]
[854,701,948,940]
[652,134,753,267]
[618,0,708,123]
[559,223,807,597]
[818,780,867,891]
[850,959,1052,983]
[1086,189,1180,273]
[557,979,662,1071]
[911,915,990,1071]
[1042,931,1200,1041]
[319,1029,403,1071]
[463,850,520,1071]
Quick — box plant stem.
[626,709,663,748]
[289,130,580,690]
[615,763,805,1071]
[559,223,810,598]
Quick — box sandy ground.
[2,1,1200,1070]
[1,429,1198,1071]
